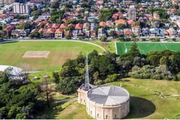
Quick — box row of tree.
[53,42,180,95]
[0,72,45,119]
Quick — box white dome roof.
[87,85,130,105]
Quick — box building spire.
[85,54,89,90]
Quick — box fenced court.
[116,42,180,55]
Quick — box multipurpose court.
[116,42,180,55]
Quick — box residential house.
[115,19,126,26]
[99,21,106,27]
[124,29,132,37]
[72,30,78,38]
[98,28,107,38]
[46,23,52,29]
[90,23,98,31]
[142,28,150,36]
[112,12,123,20]
[43,28,55,38]
[11,29,28,38]
[75,23,83,30]
[83,23,90,31]
[65,30,72,37]
[127,20,135,26]
[115,27,123,36]
[55,28,64,38]
[90,30,97,38]
[150,28,160,37]
[132,26,141,36]
[5,25,15,37]
[106,21,114,28]
[52,23,60,29]
[167,28,177,37]
[60,23,68,29]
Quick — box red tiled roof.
[52,23,60,29]
[112,13,123,19]
[115,19,126,25]
[55,28,64,34]
[124,30,132,35]
[60,23,68,29]
[75,23,83,29]
[99,21,106,27]
[46,28,55,34]
[128,20,136,25]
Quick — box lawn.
[0,41,104,71]
[116,42,180,55]
[43,78,180,119]
[90,40,117,53]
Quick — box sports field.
[116,42,180,55]
[0,41,104,71]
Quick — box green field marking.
[116,42,180,55]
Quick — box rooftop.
[87,85,129,105]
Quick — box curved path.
[0,39,107,52]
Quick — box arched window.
[115,114,117,119]
[106,115,108,119]
[97,114,99,118]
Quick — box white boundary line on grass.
[1,40,107,52]
[115,42,118,54]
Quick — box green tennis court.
[116,42,180,55]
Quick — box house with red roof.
[106,21,114,28]
[46,23,52,29]
[52,23,60,29]
[115,19,127,26]
[75,23,83,30]
[132,26,141,36]
[60,23,68,29]
[127,20,136,26]
[124,29,133,36]
[83,23,90,31]
[43,28,55,38]
[112,13,123,20]
[55,28,64,38]
[99,21,106,27]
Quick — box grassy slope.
[41,100,93,119]
[0,41,104,71]
[106,78,180,119]
[42,78,180,119]
[90,40,117,53]
[116,42,180,55]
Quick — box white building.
[13,2,30,15]
[128,5,136,20]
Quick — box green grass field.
[0,41,104,71]
[44,78,180,119]
[116,42,180,55]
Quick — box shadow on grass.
[125,97,156,118]
[0,40,19,44]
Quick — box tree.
[52,72,60,83]
[129,42,141,56]
[51,2,59,8]
[98,9,114,21]
[117,37,124,41]
[117,24,126,29]
[41,76,53,108]
[99,36,107,42]
[56,77,77,94]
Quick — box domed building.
[77,55,130,120]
